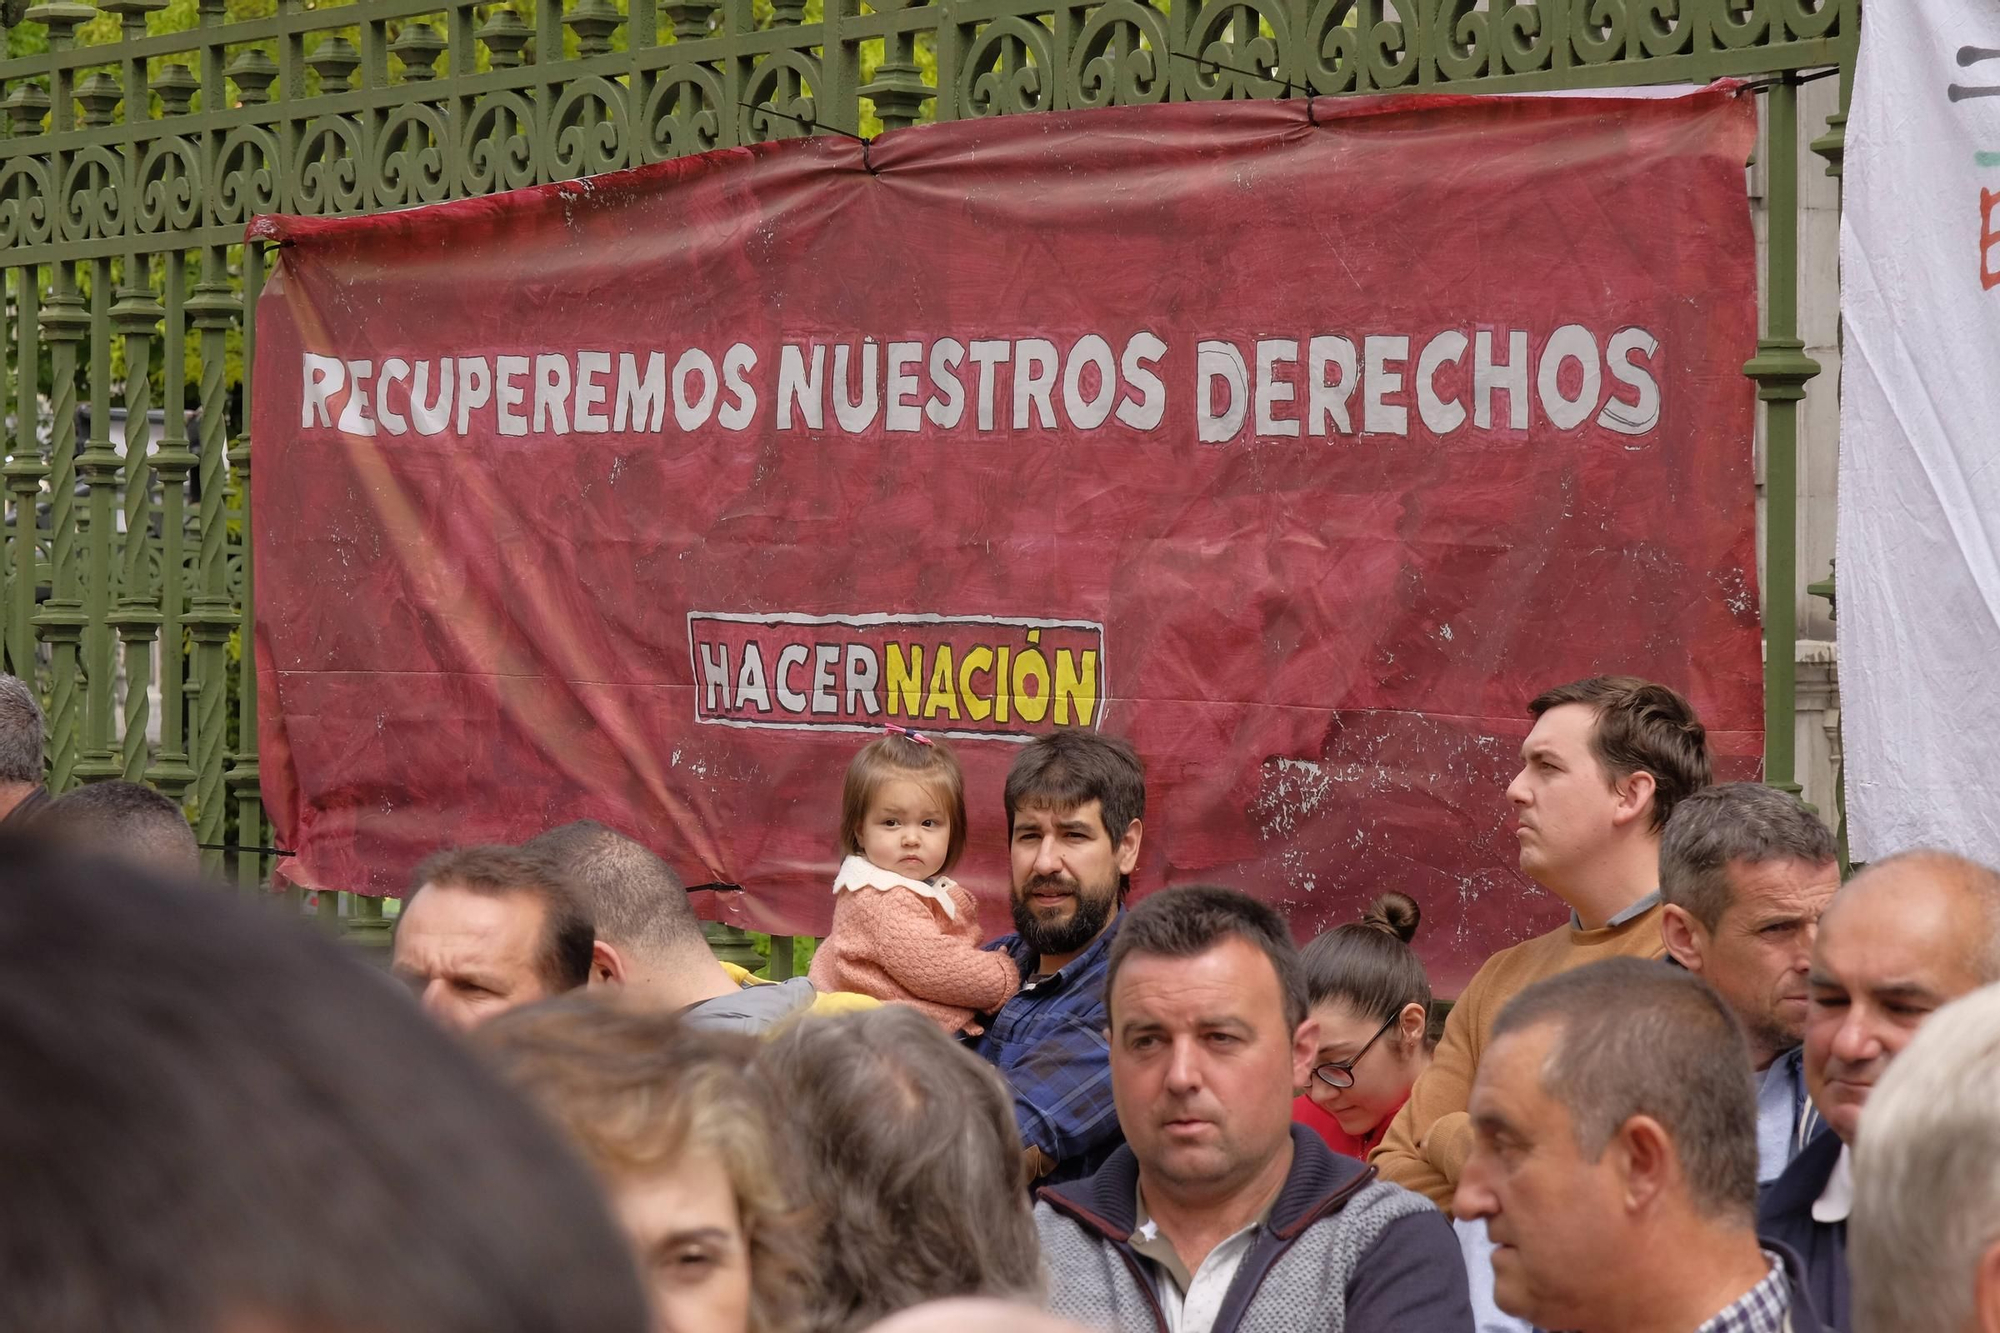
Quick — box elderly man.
[1374,675,1712,1207]
[1756,850,2000,1331]
[525,820,875,1030]
[1658,782,1839,1184]
[971,729,1147,1186]
[42,779,202,874]
[391,844,595,1030]
[1850,981,2000,1333]
[0,674,48,826]
[1455,958,1827,1333]
[1037,885,1471,1333]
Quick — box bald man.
[1756,850,2000,1332]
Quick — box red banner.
[251,89,1762,990]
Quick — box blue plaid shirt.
[1694,1252,1792,1333]
[968,915,1125,1186]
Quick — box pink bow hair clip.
[884,722,933,746]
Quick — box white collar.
[831,854,958,920]
[1812,1143,1853,1223]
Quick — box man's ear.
[1611,1114,1674,1214]
[1610,769,1658,829]
[1660,904,1707,974]
[1114,817,1144,876]
[1290,1013,1322,1090]
[589,939,627,988]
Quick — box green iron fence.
[0,0,1857,927]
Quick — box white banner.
[1840,1,2000,862]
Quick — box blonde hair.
[838,733,967,874]
[477,995,805,1333]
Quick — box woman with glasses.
[1292,891,1434,1159]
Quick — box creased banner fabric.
[250,90,1762,989]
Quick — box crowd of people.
[3,667,1999,1333]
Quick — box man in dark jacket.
[1756,850,2000,1332]
[1036,885,1470,1333]
[1457,959,1831,1333]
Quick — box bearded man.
[969,730,1145,1185]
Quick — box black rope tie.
[1169,50,1318,125]
[735,101,877,173]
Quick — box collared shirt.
[1812,1144,1853,1224]
[968,916,1123,1182]
[1755,1047,1821,1184]
[1568,889,1663,931]
[1129,1184,1276,1333]
[1694,1251,1792,1333]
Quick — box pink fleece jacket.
[808,857,1021,1034]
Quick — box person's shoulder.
[1475,914,1613,984]
[1032,1194,1108,1255]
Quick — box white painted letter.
[777,344,824,431]
[493,355,529,437]
[775,644,809,712]
[811,643,840,713]
[574,350,611,433]
[532,354,572,434]
[885,341,922,433]
[1362,335,1408,435]
[338,360,377,436]
[1063,334,1117,430]
[1597,327,1662,435]
[1254,338,1300,437]
[845,644,881,716]
[1474,330,1529,430]
[1536,324,1600,431]
[456,357,492,435]
[1116,331,1167,431]
[1197,340,1248,444]
[832,342,879,433]
[301,353,345,428]
[1416,331,1468,435]
[673,348,718,431]
[719,343,758,431]
[410,359,453,436]
[926,339,966,429]
[613,352,667,432]
[968,340,1010,431]
[375,358,410,435]
[735,642,772,713]
[699,642,730,712]
[1013,338,1058,429]
[1306,336,1357,435]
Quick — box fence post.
[148,248,198,807]
[1743,74,1821,798]
[184,253,240,870]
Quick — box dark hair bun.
[1359,892,1421,944]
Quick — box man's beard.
[1011,873,1117,959]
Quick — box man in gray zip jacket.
[1035,885,1473,1333]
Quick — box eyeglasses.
[1309,1011,1400,1090]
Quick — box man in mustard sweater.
[1370,675,1712,1208]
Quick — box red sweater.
[1293,1091,1408,1161]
